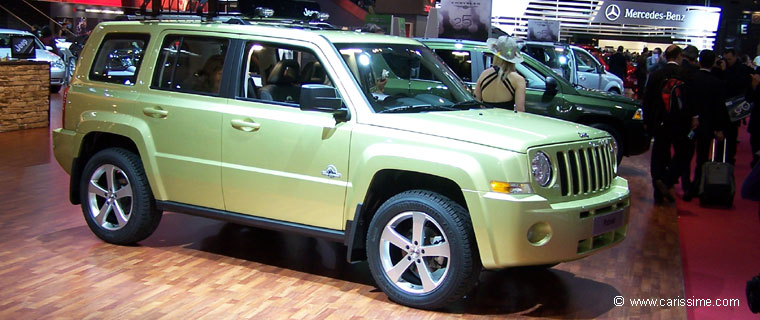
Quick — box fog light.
[527,222,552,246]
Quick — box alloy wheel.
[87,164,133,231]
[379,211,451,294]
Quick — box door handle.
[579,76,586,81]
[143,106,168,118]
[230,119,261,132]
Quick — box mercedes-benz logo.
[605,4,621,21]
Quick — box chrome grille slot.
[555,139,616,197]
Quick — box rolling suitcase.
[699,139,735,207]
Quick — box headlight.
[531,151,552,187]
[52,59,64,69]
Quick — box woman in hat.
[474,36,526,112]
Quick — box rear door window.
[89,33,150,85]
[152,35,229,96]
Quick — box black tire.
[591,123,624,165]
[366,190,480,310]
[50,85,61,93]
[608,87,621,95]
[79,148,162,245]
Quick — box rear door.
[136,31,230,209]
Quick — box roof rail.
[138,0,218,18]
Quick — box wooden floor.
[0,94,686,319]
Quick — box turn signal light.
[62,85,70,129]
[490,181,532,194]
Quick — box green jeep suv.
[53,19,630,309]
[420,38,650,163]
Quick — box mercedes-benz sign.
[605,4,621,21]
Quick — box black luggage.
[699,139,735,207]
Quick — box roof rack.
[138,0,219,19]
[123,2,338,31]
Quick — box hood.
[33,49,62,63]
[0,48,62,64]
[366,108,608,153]
[575,86,638,106]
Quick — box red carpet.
[677,124,760,319]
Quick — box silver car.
[521,41,624,94]
[0,28,66,92]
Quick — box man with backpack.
[643,45,700,204]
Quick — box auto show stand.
[0,60,49,132]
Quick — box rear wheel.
[366,190,480,310]
[79,148,162,244]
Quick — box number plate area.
[592,208,625,236]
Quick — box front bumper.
[464,177,630,269]
[623,120,650,156]
[50,67,65,86]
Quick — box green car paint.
[420,38,650,161]
[52,21,630,306]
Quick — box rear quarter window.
[89,33,150,85]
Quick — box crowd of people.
[622,44,760,206]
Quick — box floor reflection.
[144,212,620,317]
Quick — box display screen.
[10,36,36,59]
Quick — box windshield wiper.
[451,99,486,109]
[378,104,458,114]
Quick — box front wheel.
[366,190,480,310]
[79,148,162,245]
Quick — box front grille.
[555,140,616,196]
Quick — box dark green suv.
[421,38,649,162]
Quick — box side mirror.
[597,64,605,74]
[300,84,348,120]
[45,46,54,51]
[545,76,559,95]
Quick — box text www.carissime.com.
[613,295,741,307]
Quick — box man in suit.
[609,46,628,81]
[720,49,752,165]
[749,73,760,167]
[683,50,729,200]
[643,45,700,203]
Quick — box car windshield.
[334,43,476,113]
[0,33,45,50]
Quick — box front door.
[221,40,351,230]
[574,49,603,90]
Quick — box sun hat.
[486,35,523,64]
